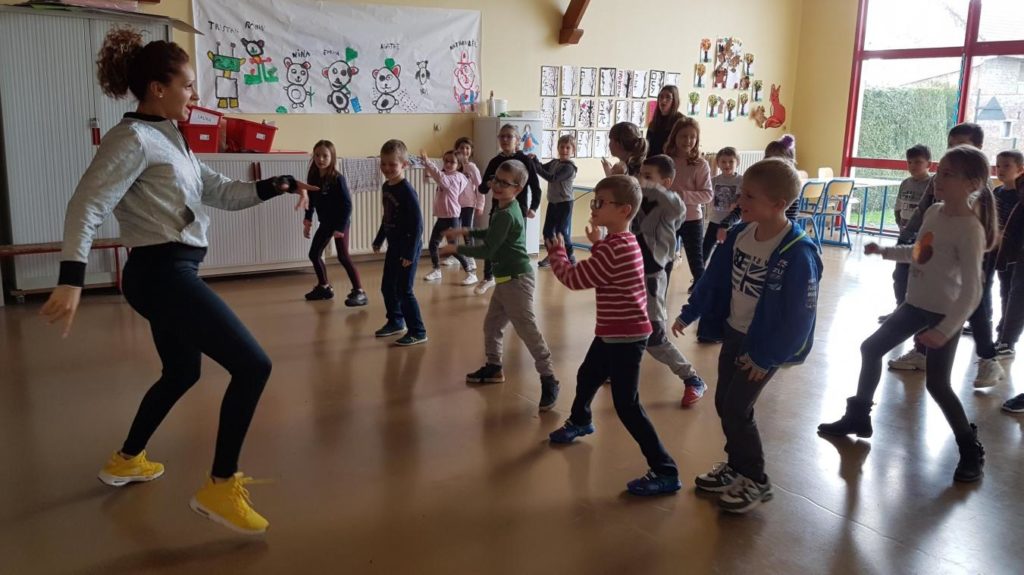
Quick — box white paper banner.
[193,0,481,115]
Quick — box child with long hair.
[819,146,998,483]
[664,117,713,291]
[302,139,367,306]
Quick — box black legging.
[855,303,972,438]
[676,219,705,283]
[120,245,271,479]
[309,223,362,290]
[428,217,471,270]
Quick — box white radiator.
[342,158,436,256]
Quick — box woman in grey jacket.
[40,29,314,535]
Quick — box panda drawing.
[372,63,401,114]
[283,58,312,109]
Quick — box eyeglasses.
[493,177,519,189]
[590,198,625,210]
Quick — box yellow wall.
[1,0,863,195]
[136,0,807,186]
[791,0,859,176]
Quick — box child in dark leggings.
[820,146,998,484]
[303,140,366,306]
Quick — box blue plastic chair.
[793,180,827,252]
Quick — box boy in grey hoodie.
[636,155,707,407]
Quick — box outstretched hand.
[278,179,318,212]
[864,243,882,256]
[671,319,687,338]
[40,285,82,338]
[439,244,458,257]
[545,235,565,253]
[916,328,948,349]
[443,228,467,242]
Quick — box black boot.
[818,397,873,438]
[953,423,985,483]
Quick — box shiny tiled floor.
[1,237,1021,574]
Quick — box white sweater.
[882,203,985,338]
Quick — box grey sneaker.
[718,475,774,514]
[695,462,739,493]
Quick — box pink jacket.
[424,160,468,219]
[460,161,484,211]
[670,157,713,222]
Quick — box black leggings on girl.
[309,224,362,290]
[855,303,972,437]
[120,245,271,479]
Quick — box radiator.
[342,158,436,256]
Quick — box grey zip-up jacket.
[59,113,285,286]
[531,158,577,204]
[632,184,686,273]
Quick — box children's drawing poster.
[596,99,613,129]
[629,100,646,126]
[615,100,630,124]
[579,67,597,97]
[561,65,578,95]
[575,130,592,158]
[594,130,609,158]
[541,97,557,129]
[194,0,481,114]
[664,72,680,87]
[541,130,556,159]
[577,99,594,129]
[615,70,631,99]
[540,66,559,96]
[520,124,540,156]
[630,70,648,99]
[647,70,664,97]
[599,68,616,97]
[559,98,576,127]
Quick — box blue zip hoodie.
[678,222,822,370]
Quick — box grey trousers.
[483,273,555,377]
[645,270,699,381]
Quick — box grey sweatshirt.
[59,113,284,286]
[632,184,686,273]
[532,158,577,204]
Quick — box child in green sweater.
[442,160,560,411]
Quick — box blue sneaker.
[627,470,682,496]
[682,376,707,407]
[394,333,428,346]
[549,420,594,444]
[375,323,406,337]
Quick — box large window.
[843,0,1024,175]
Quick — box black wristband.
[256,175,297,200]
[58,261,87,287]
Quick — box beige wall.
[1,0,863,190]
[141,0,805,186]
[791,0,859,176]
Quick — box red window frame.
[841,0,1024,175]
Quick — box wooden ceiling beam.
[559,0,590,45]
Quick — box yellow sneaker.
[97,450,165,487]
[189,473,269,535]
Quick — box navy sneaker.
[549,420,595,444]
[395,333,428,346]
[539,375,559,411]
[375,323,406,337]
[626,470,682,496]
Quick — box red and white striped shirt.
[549,231,652,339]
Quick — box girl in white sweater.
[819,146,999,484]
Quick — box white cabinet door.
[0,13,96,289]
[254,158,311,264]
[200,159,258,269]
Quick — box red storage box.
[187,105,224,126]
[225,117,277,153]
[179,123,220,153]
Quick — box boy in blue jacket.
[672,158,822,514]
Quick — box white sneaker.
[461,273,478,286]
[466,261,477,272]
[473,277,496,295]
[423,268,442,282]
[973,357,1005,388]
[443,256,459,267]
[888,349,926,371]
